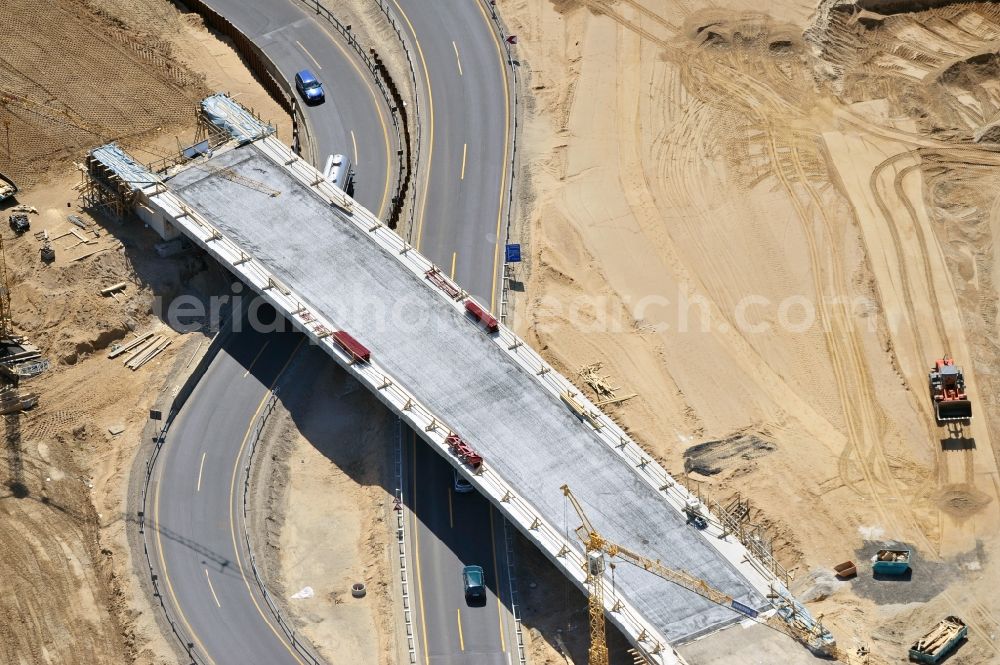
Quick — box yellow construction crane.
[560,484,849,664]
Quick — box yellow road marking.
[313,22,393,218]
[460,143,467,181]
[205,569,221,608]
[411,432,431,665]
[453,41,463,76]
[450,252,457,281]
[457,608,465,651]
[392,0,435,249]
[154,449,218,665]
[351,129,359,166]
[476,1,511,314]
[489,507,506,653]
[242,339,270,378]
[228,339,307,665]
[197,452,206,492]
[448,485,454,528]
[295,40,322,70]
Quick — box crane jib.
[730,600,759,619]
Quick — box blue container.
[908,616,967,663]
[872,548,910,575]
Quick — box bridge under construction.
[86,94,830,664]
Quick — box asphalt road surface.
[403,428,519,665]
[200,0,398,218]
[388,1,517,662]
[391,0,511,308]
[148,1,516,663]
[150,323,305,664]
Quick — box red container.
[446,433,484,470]
[464,300,498,333]
[332,330,371,363]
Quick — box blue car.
[295,69,325,104]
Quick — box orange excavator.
[929,356,972,423]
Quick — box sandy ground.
[499,0,1000,662]
[0,1,291,663]
[252,346,396,665]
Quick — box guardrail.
[143,136,687,663]
[240,390,327,665]
[370,0,422,241]
[136,319,235,665]
[138,417,205,665]
[178,0,311,158]
[295,0,411,229]
[503,519,529,665]
[478,0,520,324]
[393,419,419,664]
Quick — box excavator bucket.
[937,399,972,422]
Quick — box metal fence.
[177,0,310,158]
[296,0,411,229]
[371,0,422,240]
[477,0,521,325]
[240,390,327,664]
[136,322,235,665]
[393,419,420,664]
[138,417,204,665]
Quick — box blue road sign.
[730,600,759,619]
[505,243,521,263]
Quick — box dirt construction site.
[2,0,1000,663]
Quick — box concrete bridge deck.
[91,100,826,662]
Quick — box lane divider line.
[351,129,359,166]
[197,451,206,492]
[243,339,270,378]
[295,40,323,70]
[457,608,465,651]
[475,0,512,314]
[205,569,222,608]
[460,143,467,181]
[228,339,308,665]
[453,41,463,76]
[451,251,457,281]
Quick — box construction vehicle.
[908,616,966,663]
[560,483,838,665]
[929,357,972,422]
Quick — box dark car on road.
[295,69,325,104]
[462,565,486,604]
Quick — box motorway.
[198,0,397,217]
[145,0,516,663]
[150,321,305,664]
[391,0,512,307]
[404,429,519,665]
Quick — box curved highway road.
[392,0,512,307]
[146,0,516,663]
[151,323,305,664]
[202,0,398,217]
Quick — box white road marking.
[197,452,206,492]
[452,40,463,76]
[205,569,221,608]
[296,40,322,70]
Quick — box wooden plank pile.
[108,332,172,370]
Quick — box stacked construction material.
[108,332,172,370]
